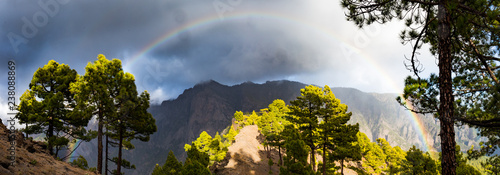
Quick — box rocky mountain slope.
[75,80,481,174]
[0,119,96,175]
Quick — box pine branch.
[469,39,500,84]
[457,117,500,128]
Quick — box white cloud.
[148,88,168,105]
[0,99,24,130]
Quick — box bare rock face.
[0,119,96,175]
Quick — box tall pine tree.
[107,89,157,175]
[70,54,128,174]
[287,85,322,172]
[341,1,500,174]
[318,85,359,175]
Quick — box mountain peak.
[194,79,223,87]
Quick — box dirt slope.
[212,125,280,175]
[0,119,96,175]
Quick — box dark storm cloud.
[131,17,336,97]
[0,0,422,108]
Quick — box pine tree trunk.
[97,109,103,174]
[117,126,123,175]
[25,123,28,138]
[322,142,326,175]
[311,146,316,172]
[105,129,109,175]
[55,146,59,158]
[48,117,54,156]
[438,0,456,174]
[322,117,328,175]
[340,159,344,175]
[278,145,282,166]
[269,146,271,158]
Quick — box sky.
[0,0,439,125]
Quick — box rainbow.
[65,139,83,163]
[403,97,434,152]
[122,9,434,152]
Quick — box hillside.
[74,80,481,174]
[211,125,280,175]
[211,125,359,175]
[0,119,96,175]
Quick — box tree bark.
[340,159,344,175]
[278,145,282,166]
[117,126,123,175]
[438,0,456,174]
[311,146,316,172]
[97,108,103,174]
[322,117,328,175]
[105,129,109,175]
[48,117,54,156]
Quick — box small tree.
[401,146,439,175]
[223,125,238,143]
[356,132,386,174]
[330,124,361,175]
[182,143,211,175]
[152,150,183,175]
[71,155,89,170]
[377,138,406,174]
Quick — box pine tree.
[233,111,245,128]
[185,131,213,153]
[279,125,314,175]
[182,143,211,175]
[70,54,131,174]
[330,124,361,175]
[401,146,439,175]
[341,1,500,174]
[269,99,290,166]
[247,111,259,126]
[287,85,323,172]
[209,132,227,162]
[16,60,93,157]
[71,155,90,170]
[377,138,406,174]
[357,132,386,174]
[454,145,481,175]
[223,125,238,144]
[481,156,500,174]
[107,90,157,175]
[152,150,183,175]
[318,85,359,175]
[186,131,229,163]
